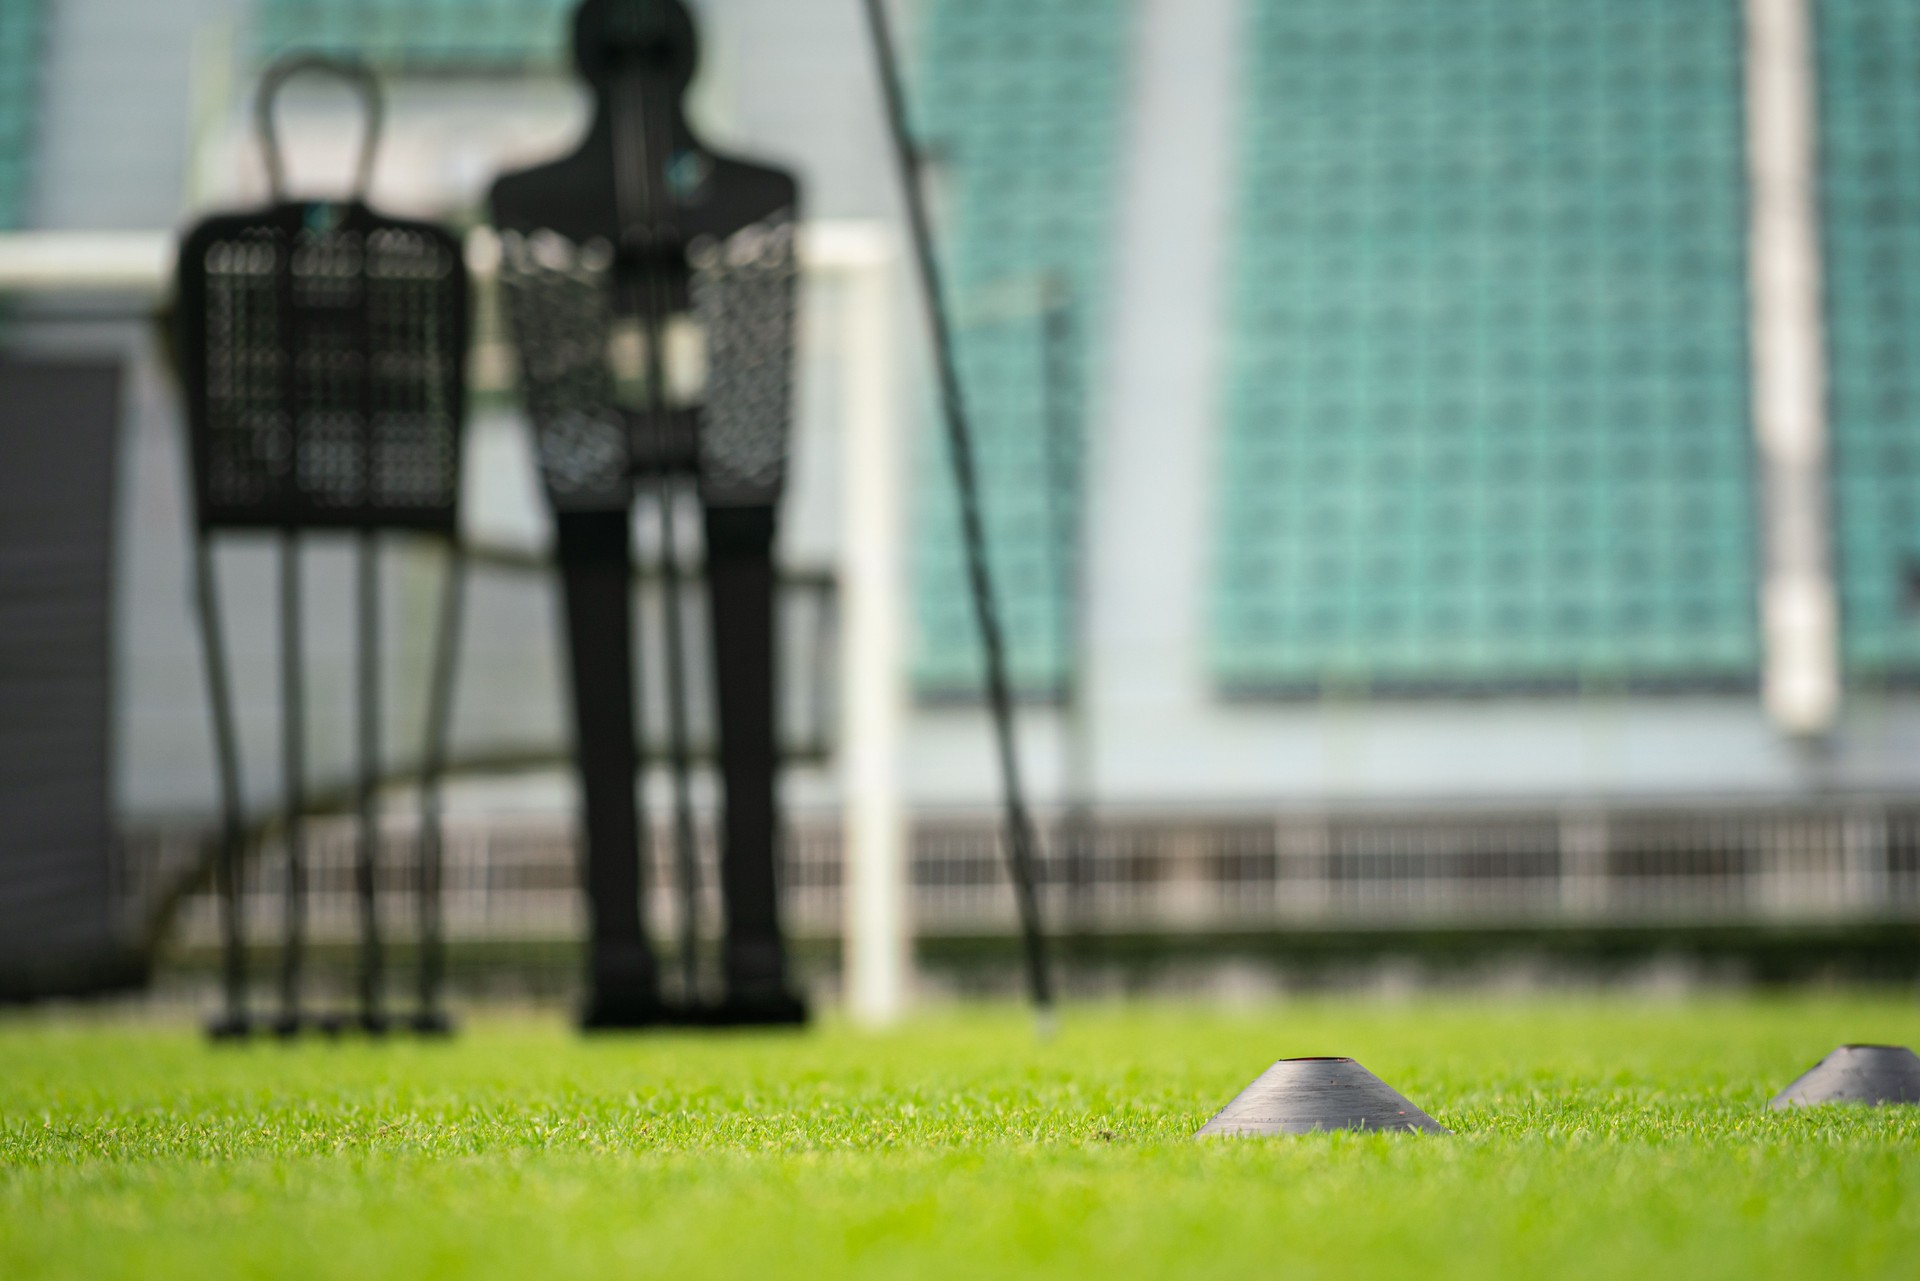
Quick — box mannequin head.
[572,0,699,97]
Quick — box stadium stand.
[0,0,43,229]
[909,0,1134,698]
[1213,0,1757,695]
[1817,0,1920,683]
[254,0,575,69]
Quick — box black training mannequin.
[491,0,805,1027]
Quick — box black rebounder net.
[178,205,468,533]
[495,209,797,510]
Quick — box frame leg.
[275,530,308,1037]
[355,530,387,1033]
[194,537,251,1040]
[413,540,465,1035]
[652,477,704,1005]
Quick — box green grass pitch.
[3,995,1918,1279]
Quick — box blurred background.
[3,0,1919,1013]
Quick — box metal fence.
[134,798,1920,960]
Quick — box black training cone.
[1770,1044,1920,1109]
[1197,1057,1450,1137]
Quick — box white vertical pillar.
[1747,0,1839,737]
[1084,0,1240,782]
[829,225,911,1026]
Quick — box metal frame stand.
[193,531,467,1040]
[178,54,470,1042]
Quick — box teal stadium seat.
[255,0,575,69]
[911,0,1134,699]
[1214,0,1758,695]
[1818,0,1920,683]
[0,1,44,230]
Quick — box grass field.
[2,995,1918,1279]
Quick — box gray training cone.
[1196,1057,1450,1137]
[1770,1044,1920,1109]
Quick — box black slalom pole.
[1040,275,1095,943]
[857,0,1055,1021]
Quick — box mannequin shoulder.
[489,154,620,242]
[679,153,800,239]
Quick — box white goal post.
[0,221,914,1027]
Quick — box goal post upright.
[1746,0,1839,738]
[821,223,912,1029]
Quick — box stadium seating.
[1818,0,1920,683]
[909,0,1134,699]
[0,0,43,229]
[254,0,574,69]
[1213,0,1758,694]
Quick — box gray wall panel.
[0,357,134,996]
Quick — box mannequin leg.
[704,504,806,1023]
[555,510,663,1027]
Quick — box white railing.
[140,800,1920,958]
